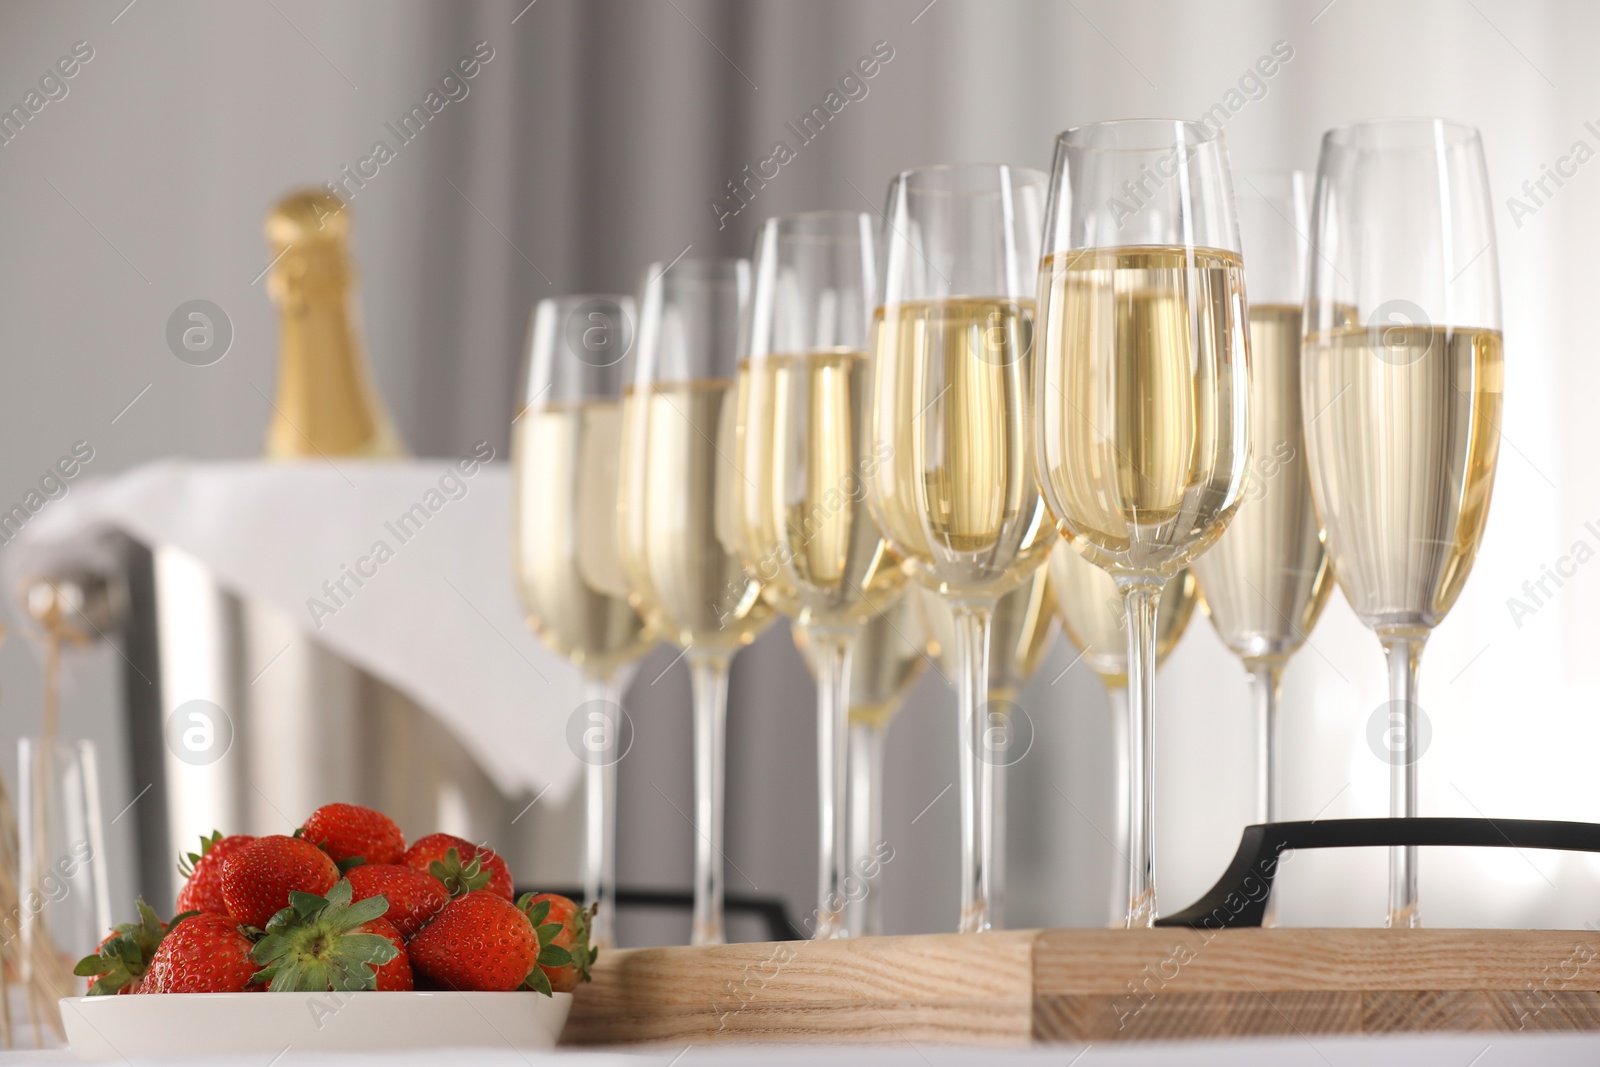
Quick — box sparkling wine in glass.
[921,563,1057,927]
[619,259,774,945]
[866,164,1053,933]
[1047,539,1196,925]
[513,294,654,948]
[732,211,904,937]
[1034,120,1252,926]
[1191,174,1334,917]
[1303,120,1503,928]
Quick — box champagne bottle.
[263,189,405,458]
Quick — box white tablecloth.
[1,459,585,802]
[6,1032,1600,1064]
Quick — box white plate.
[60,990,572,1059]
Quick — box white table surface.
[6,1033,1600,1065]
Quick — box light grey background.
[0,0,1594,942]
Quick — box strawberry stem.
[250,879,397,992]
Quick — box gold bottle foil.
[264,190,405,458]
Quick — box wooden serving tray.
[560,928,1600,1045]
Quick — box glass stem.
[847,718,888,937]
[1246,661,1285,826]
[581,673,621,949]
[950,598,995,934]
[805,624,855,939]
[1118,578,1162,928]
[1382,634,1426,929]
[1104,684,1131,928]
[688,650,731,946]
[1245,660,1285,928]
[988,685,1017,931]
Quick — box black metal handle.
[1154,817,1600,929]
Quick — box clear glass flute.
[1034,120,1252,926]
[1303,120,1503,928]
[732,211,904,938]
[794,585,931,937]
[19,736,110,999]
[619,259,774,945]
[921,563,1056,928]
[865,164,1053,933]
[1191,173,1334,926]
[1047,540,1196,926]
[512,294,654,949]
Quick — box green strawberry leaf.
[72,953,108,977]
[286,889,324,911]
[76,896,189,994]
[522,965,553,997]
[251,929,293,961]
[177,830,223,878]
[134,898,163,932]
[250,882,397,993]
[338,894,390,930]
[428,848,491,897]
[334,933,398,966]
[336,855,366,874]
[538,944,573,967]
[522,899,552,927]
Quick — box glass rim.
[17,735,96,752]
[1320,117,1483,150]
[531,292,633,314]
[1056,118,1222,152]
[890,161,1050,194]
[641,256,748,284]
[763,208,871,227]
[757,209,873,244]
[1238,168,1313,184]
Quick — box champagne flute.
[1047,540,1196,925]
[866,164,1053,933]
[513,294,653,949]
[1034,120,1252,926]
[619,259,774,945]
[732,211,904,938]
[1191,173,1334,854]
[794,586,932,937]
[1302,120,1503,928]
[921,564,1057,928]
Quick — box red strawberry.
[401,833,513,899]
[250,878,402,992]
[523,893,597,992]
[301,803,404,866]
[358,916,413,991]
[407,891,540,992]
[142,912,260,993]
[74,898,183,995]
[175,831,255,916]
[221,835,339,929]
[344,864,447,940]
